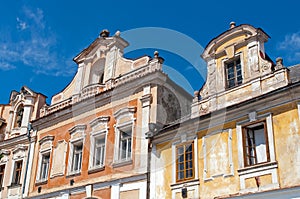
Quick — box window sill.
[35,179,48,186]
[170,179,199,190]
[112,159,133,168]
[67,171,81,177]
[88,166,105,174]
[238,161,278,175]
[8,183,21,188]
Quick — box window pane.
[176,143,194,182]
[186,169,193,178]
[254,126,267,163]
[178,171,184,180]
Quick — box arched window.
[14,105,24,128]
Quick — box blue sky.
[1,0,300,104]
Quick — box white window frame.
[71,142,83,173]
[171,135,199,199]
[222,52,244,90]
[113,107,136,165]
[10,145,27,186]
[236,112,279,192]
[88,116,109,172]
[36,151,51,183]
[67,125,86,176]
[90,132,107,170]
[36,136,54,183]
[117,123,133,162]
[11,159,23,186]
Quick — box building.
[27,30,192,199]
[0,87,46,199]
[149,23,300,198]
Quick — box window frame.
[225,56,243,89]
[118,126,132,161]
[11,160,23,186]
[71,142,83,173]
[39,153,50,181]
[242,120,270,167]
[93,135,106,168]
[0,164,5,188]
[175,142,195,183]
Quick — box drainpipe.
[22,123,33,198]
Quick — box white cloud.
[0,6,76,76]
[277,32,300,64]
[16,17,27,30]
[0,62,16,70]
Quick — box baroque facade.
[0,23,300,199]
[27,30,191,199]
[0,87,46,199]
[149,23,300,198]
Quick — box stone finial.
[115,30,121,37]
[275,57,284,69]
[153,51,164,64]
[100,29,110,38]
[230,21,236,29]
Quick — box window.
[14,105,24,128]
[93,136,105,167]
[119,128,132,161]
[71,143,83,172]
[176,142,194,182]
[225,57,242,88]
[0,165,5,188]
[12,160,22,185]
[39,154,50,181]
[242,121,269,166]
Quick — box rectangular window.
[225,57,242,88]
[72,143,83,172]
[12,160,22,185]
[94,136,105,167]
[242,121,270,166]
[40,154,50,181]
[119,128,132,161]
[176,142,194,182]
[0,165,5,188]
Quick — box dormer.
[191,23,289,118]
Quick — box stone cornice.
[0,134,30,149]
[33,71,170,131]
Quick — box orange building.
[28,30,192,199]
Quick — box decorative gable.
[192,23,289,118]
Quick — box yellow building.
[150,23,300,199]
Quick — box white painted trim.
[111,183,120,199]
[236,124,244,168]
[120,181,147,199]
[113,107,136,164]
[266,114,276,162]
[89,117,109,170]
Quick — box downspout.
[146,136,152,199]
[22,123,33,198]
